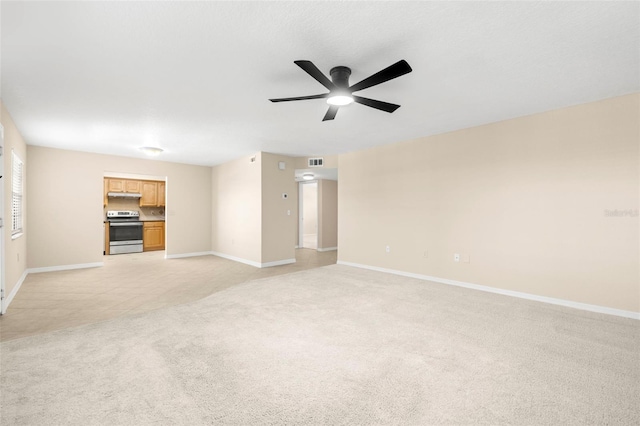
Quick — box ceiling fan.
[269,60,412,121]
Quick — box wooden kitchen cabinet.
[104,222,110,255]
[139,180,165,207]
[157,182,165,207]
[140,181,158,207]
[107,178,141,193]
[103,179,109,207]
[143,221,165,251]
[104,178,165,207]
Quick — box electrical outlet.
[423,251,428,258]
[454,253,460,262]
[386,245,390,253]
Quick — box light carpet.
[1,264,638,425]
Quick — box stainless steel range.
[106,210,143,254]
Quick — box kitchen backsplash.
[104,198,165,220]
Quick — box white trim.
[261,258,296,268]
[210,251,296,268]
[210,251,262,268]
[2,269,28,314]
[28,262,103,274]
[337,261,640,320]
[165,251,211,259]
[317,247,337,252]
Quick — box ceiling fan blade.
[269,94,329,103]
[294,60,336,91]
[322,105,339,121]
[353,95,401,113]
[349,60,412,93]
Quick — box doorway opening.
[299,181,318,249]
[103,172,167,257]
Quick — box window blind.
[12,151,23,236]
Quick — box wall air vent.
[308,158,324,167]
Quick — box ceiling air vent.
[308,158,324,167]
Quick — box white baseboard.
[28,262,104,274]
[294,245,299,249]
[3,263,102,313]
[317,247,337,252]
[210,251,262,268]
[2,269,28,314]
[337,261,640,321]
[211,251,296,268]
[165,251,211,259]
[261,258,296,268]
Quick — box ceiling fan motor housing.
[330,66,351,89]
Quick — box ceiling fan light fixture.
[302,173,314,181]
[326,95,354,106]
[139,146,164,156]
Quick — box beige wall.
[27,146,212,268]
[1,103,28,300]
[261,152,296,263]
[211,152,296,265]
[338,94,639,313]
[318,180,338,249]
[211,153,262,263]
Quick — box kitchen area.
[103,177,166,255]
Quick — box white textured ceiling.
[2,1,638,167]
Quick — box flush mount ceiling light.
[302,173,314,181]
[139,147,164,156]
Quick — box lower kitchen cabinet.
[143,221,165,251]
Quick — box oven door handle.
[109,222,143,227]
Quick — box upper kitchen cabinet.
[140,181,158,207]
[139,180,166,207]
[103,179,108,207]
[157,182,165,207]
[107,178,142,193]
